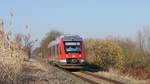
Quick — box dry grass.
[95,69,150,84]
[24,59,48,72]
[18,58,87,84]
[0,32,27,84]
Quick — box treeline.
[86,27,150,69]
[85,27,150,79]
[33,30,62,58]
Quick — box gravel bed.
[18,59,89,84]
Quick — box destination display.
[65,42,81,46]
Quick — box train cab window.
[64,42,82,54]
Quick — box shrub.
[86,39,124,70]
[107,37,149,68]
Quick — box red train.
[48,35,85,69]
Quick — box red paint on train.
[48,35,85,69]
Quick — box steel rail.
[57,67,99,84]
[80,71,126,84]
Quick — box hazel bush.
[86,40,125,69]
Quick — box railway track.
[78,71,126,84]
[38,58,126,84]
[55,66,126,84]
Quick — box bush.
[107,37,150,68]
[86,39,124,70]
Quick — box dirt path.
[18,58,89,84]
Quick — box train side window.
[59,44,61,55]
[50,47,51,56]
[56,44,58,55]
[53,46,55,56]
[57,44,59,55]
[50,47,52,56]
[57,45,58,55]
[55,45,57,56]
[49,47,51,56]
[51,47,52,56]
[51,46,53,56]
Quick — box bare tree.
[13,34,23,49]
[137,25,150,64]
[137,25,150,53]
[22,34,34,58]
[13,33,34,58]
[0,18,4,32]
[33,30,62,58]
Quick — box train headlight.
[79,55,82,57]
[80,59,85,63]
[73,55,76,58]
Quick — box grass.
[0,32,27,84]
[95,69,150,84]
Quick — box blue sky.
[0,0,150,42]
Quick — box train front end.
[59,35,85,69]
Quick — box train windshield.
[64,42,82,54]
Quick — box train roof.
[48,34,82,48]
[59,34,82,41]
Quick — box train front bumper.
[58,59,85,69]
